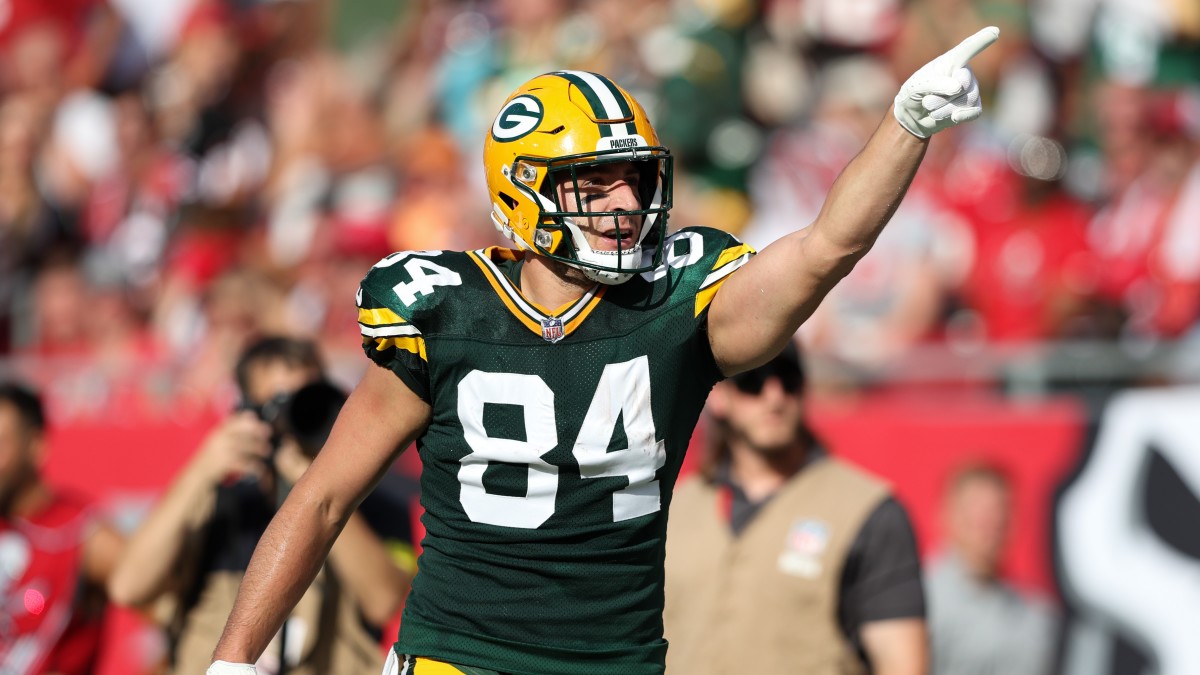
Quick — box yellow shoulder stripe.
[358,307,407,326]
[695,283,722,317]
[695,243,755,317]
[370,336,427,361]
[712,242,756,271]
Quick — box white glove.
[893,26,999,138]
[207,662,259,675]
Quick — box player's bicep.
[708,227,843,375]
[301,366,431,518]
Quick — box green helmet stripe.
[553,71,638,138]
[584,71,634,116]
[553,71,611,137]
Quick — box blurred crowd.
[2,0,1200,423]
[5,2,1199,673]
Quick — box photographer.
[109,337,413,674]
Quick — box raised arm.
[210,365,431,665]
[708,27,999,375]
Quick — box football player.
[209,27,999,675]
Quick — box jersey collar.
[468,247,606,342]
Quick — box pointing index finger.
[947,26,999,70]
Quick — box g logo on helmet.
[492,95,544,142]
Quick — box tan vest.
[168,566,382,675]
[663,458,889,675]
[160,485,387,675]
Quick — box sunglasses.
[731,364,804,396]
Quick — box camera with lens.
[241,380,348,459]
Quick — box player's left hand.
[893,26,999,139]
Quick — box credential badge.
[777,519,829,579]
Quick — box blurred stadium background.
[1,0,1199,672]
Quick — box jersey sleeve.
[686,227,756,318]
[357,279,432,403]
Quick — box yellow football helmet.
[483,71,673,285]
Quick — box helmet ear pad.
[492,163,562,254]
[535,177,568,255]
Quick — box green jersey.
[356,227,754,674]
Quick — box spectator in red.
[0,0,122,94]
[1087,86,1200,339]
[955,156,1100,343]
[0,380,125,674]
[24,261,92,359]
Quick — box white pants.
[382,649,400,675]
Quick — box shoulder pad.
[357,250,474,335]
[639,227,755,315]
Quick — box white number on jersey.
[373,251,463,306]
[572,356,667,522]
[457,371,559,528]
[640,230,705,282]
[456,357,665,528]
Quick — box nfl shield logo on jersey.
[541,317,565,343]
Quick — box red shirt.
[962,191,1096,342]
[0,0,105,50]
[0,492,104,675]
